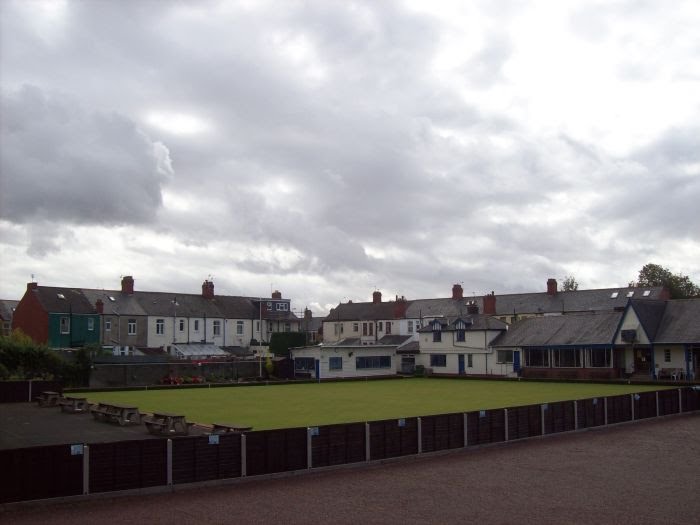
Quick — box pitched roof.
[0,300,19,321]
[418,315,507,332]
[171,343,228,356]
[325,301,401,321]
[32,286,97,314]
[629,299,667,341]
[491,312,623,347]
[654,299,700,343]
[81,289,147,316]
[378,334,413,345]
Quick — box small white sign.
[70,444,84,456]
[309,427,319,436]
[208,434,220,445]
[398,418,406,427]
[479,410,486,418]
[592,398,598,405]
[542,403,549,410]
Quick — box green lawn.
[87,378,669,430]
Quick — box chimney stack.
[452,284,464,300]
[95,299,104,314]
[393,296,408,318]
[483,292,496,315]
[272,290,282,299]
[202,280,215,299]
[121,275,134,295]
[372,291,382,304]
[304,308,312,321]
[547,278,558,296]
[27,282,38,291]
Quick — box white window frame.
[105,318,111,332]
[87,318,95,331]
[236,321,244,335]
[156,319,165,335]
[194,320,200,332]
[60,316,70,334]
[127,319,137,335]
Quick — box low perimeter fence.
[2,387,699,504]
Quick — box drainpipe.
[650,344,656,379]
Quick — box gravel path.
[4,413,699,525]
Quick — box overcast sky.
[1,0,699,315]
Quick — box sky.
[1,0,699,315]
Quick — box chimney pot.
[272,290,282,300]
[95,299,104,314]
[202,280,215,299]
[452,284,464,300]
[121,275,134,295]
[547,278,558,296]
[483,292,497,315]
[372,291,382,304]
[27,282,38,291]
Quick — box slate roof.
[629,299,667,341]
[81,289,147,316]
[172,344,228,357]
[325,301,401,321]
[654,299,700,343]
[0,300,19,321]
[491,312,623,348]
[405,298,472,319]
[31,286,98,314]
[396,340,420,354]
[378,335,413,345]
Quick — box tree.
[636,263,700,299]
[562,275,579,291]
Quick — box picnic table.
[144,412,192,436]
[91,402,142,426]
[211,422,253,434]
[58,396,89,413]
[36,391,62,407]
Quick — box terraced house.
[13,277,299,355]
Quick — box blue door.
[513,351,521,375]
[458,354,465,375]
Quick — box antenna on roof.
[31,273,36,283]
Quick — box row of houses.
[291,280,699,381]
[10,276,304,358]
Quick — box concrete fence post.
[241,434,247,477]
[365,423,371,462]
[417,417,422,454]
[28,380,33,402]
[83,445,90,495]
[574,401,578,430]
[656,391,660,417]
[463,413,468,448]
[307,428,313,469]
[167,439,173,486]
[504,409,509,442]
[540,405,546,436]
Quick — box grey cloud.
[0,85,172,227]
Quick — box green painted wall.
[48,313,101,348]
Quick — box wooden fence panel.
[0,444,82,503]
[682,388,700,412]
[507,405,541,441]
[634,391,657,420]
[658,389,680,416]
[421,413,464,453]
[90,439,167,493]
[369,418,418,461]
[171,433,242,484]
[467,410,506,446]
[245,428,307,476]
[577,398,605,429]
[312,423,366,468]
[543,401,576,435]
[606,394,632,424]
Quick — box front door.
[458,354,465,375]
[634,348,651,374]
[513,351,521,374]
[401,357,415,374]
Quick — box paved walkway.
[3,414,699,524]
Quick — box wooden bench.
[211,422,253,434]
[144,412,192,436]
[91,403,141,425]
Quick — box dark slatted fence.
[657,389,680,416]
[421,413,464,452]
[0,444,83,503]
[369,418,419,460]
[682,387,700,411]
[606,394,633,424]
[311,423,366,467]
[543,401,576,435]
[507,404,542,440]
[577,397,606,428]
[634,391,658,420]
[90,439,167,493]
[467,409,506,446]
[172,433,241,484]
[0,380,63,403]
[245,428,307,476]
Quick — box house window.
[587,348,611,368]
[193,320,199,332]
[467,354,473,368]
[329,357,342,370]
[497,350,514,364]
[236,321,244,335]
[363,323,368,336]
[256,320,261,333]
[105,319,111,332]
[386,322,391,334]
[213,320,221,336]
[456,330,465,342]
[87,318,95,331]
[433,331,441,342]
[276,303,289,311]
[408,320,414,333]
[378,322,383,331]
[285,323,291,332]
[127,319,136,335]
[430,354,447,367]
[552,349,581,367]
[268,322,273,332]
[356,356,391,369]
[525,348,549,367]
[156,319,164,335]
[353,323,359,332]
[179,319,185,331]
[369,323,373,336]
[664,349,671,363]
[60,316,70,334]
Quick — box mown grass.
[87,378,668,430]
